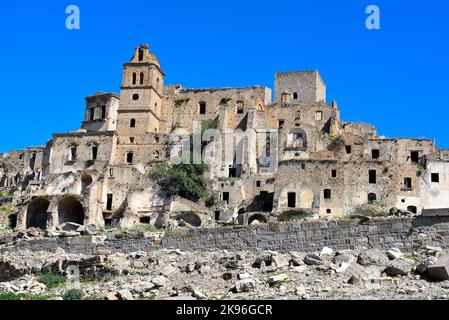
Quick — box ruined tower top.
[129,44,160,68]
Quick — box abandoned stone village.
[1,44,449,300]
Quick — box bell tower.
[117,44,164,135]
[115,44,165,165]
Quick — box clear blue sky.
[0,0,448,152]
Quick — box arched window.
[139,72,144,85]
[153,151,160,160]
[132,72,137,85]
[293,92,298,99]
[236,101,244,114]
[368,193,377,204]
[138,47,144,61]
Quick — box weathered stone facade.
[1,43,449,231]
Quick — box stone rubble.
[0,245,449,300]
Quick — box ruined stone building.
[1,44,449,230]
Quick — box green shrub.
[37,273,67,289]
[0,290,52,300]
[205,194,217,208]
[149,162,208,201]
[63,289,84,300]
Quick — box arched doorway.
[248,214,267,225]
[58,196,85,225]
[176,213,202,227]
[26,197,50,229]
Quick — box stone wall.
[2,217,449,255]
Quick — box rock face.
[427,255,449,281]
[357,249,389,267]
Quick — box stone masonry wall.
[2,217,449,255]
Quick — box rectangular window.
[369,170,377,184]
[372,149,380,159]
[70,147,77,161]
[101,106,106,119]
[256,180,261,187]
[315,111,323,121]
[287,192,296,208]
[431,173,440,183]
[301,163,306,170]
[127,152,133,164]
[411,151,419,163]
[222,192,230,204]
[404,177,412,189]
[106,194,113,211]
[324,189,332,199]
[199,102,206,114]
[345,145,352,154]
[331,170,337,178]
[130,119,136,128]
[92,146,98,160]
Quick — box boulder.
[385,259,413,276]
[415,256,437,274]
[191,289,207,299]
[334,252,356,265]
[267,274,289,287]
[357,249,389,267]
[160,264,179,277]
[222,272,233,281]
[271,254,289,268]
[252,252,272,268]
[427,254,449,281]
[117,289,134,300]
[386,248,403,260]
[105,291,119,300]
[83,224,99,235]
[320,247,334,256]
[233,279,255,293]
[237,272,250,280]
[151,275,168,288]
[304,253,323,266]
[60,222,84,232]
